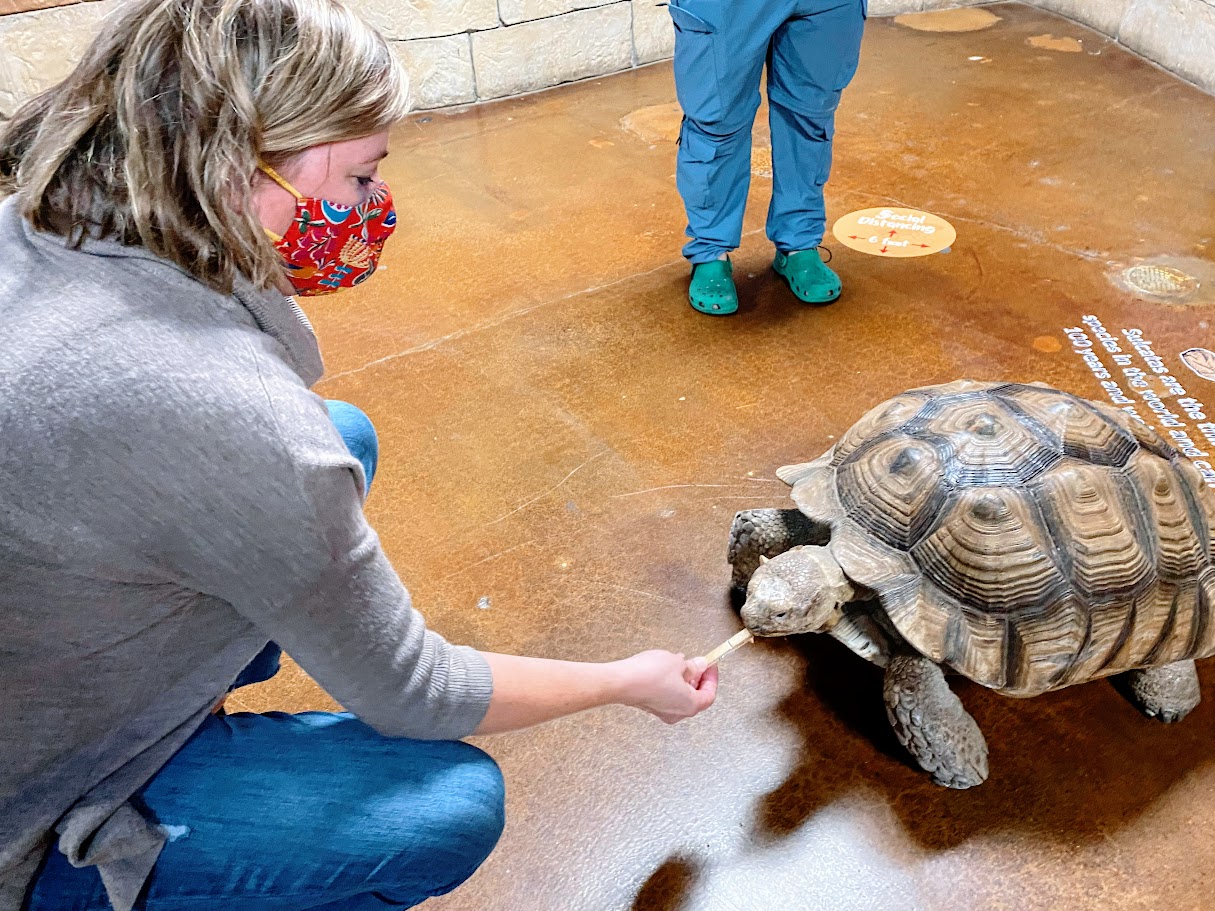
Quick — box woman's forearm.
[473,650,717,735]
[474,653,626,734]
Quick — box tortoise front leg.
[884,654,989,789]
[727,508,827,598]
[1119,660,1201,723]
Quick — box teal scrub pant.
[669,0,867,264]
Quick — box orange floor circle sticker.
[832,207,956,257]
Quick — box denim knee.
[229,641,282,690]
[418,742,506,898]
[325,400,379,490]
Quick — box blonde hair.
[0,0,410,293]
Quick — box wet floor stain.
[619,102,682,144]
[1033,335,1064,353]
[621,102,773,177]
[1029,33,1084,52]
[894,8,1002,32]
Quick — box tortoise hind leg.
[883,654,989,789]
[1118,660,1200,723]
[728,508,827,600]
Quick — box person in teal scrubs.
[669,0,867,314]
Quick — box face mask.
[260,164,397,297]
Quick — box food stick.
[702,628,754,667]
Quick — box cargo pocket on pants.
[677,126,719,212]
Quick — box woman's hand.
[612,650,719,724]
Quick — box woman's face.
[253,131,391,238]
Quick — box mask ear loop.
[259,163,304,199]
[258,164,304,242]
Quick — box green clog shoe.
[688,258,739,316]
[773,249,842,304]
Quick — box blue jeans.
[326,400,380,494]
[27,402,506,911]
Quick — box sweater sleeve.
[101,348,493,740]
[228,460,495,741]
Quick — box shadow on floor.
[629,856,701,911]
[763,630,1215,844]
[635,624,1215,907]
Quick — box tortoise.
[729,379,1215,788]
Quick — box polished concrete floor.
[232,4,1215,909]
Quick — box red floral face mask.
[260,164,397,297]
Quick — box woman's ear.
[249,168,297,238]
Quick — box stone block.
[0,0,79,16]
[1032,0,1132,37]
[632,0,673,63]
[393,35,477,109]
[344,0,498,41]
[1119,0,1215,94]
[0,0,117,118]
[472,4,633,99]
[499,0,615,27]
[868,0,932,15]
[893,7,1003,28]
[916,0,972,10]
[870,0,1004,14]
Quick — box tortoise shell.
[778,380,1215,697]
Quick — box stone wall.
[0,0,117,117]
[0,0,682,117]
[0,0,1212,118]
[348,0,679,109]
[1034,0,1215,93]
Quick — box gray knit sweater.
[0,198,493,911]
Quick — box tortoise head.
[741,545,856,637]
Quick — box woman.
[669,0,867,315]
[0,1,718,909]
